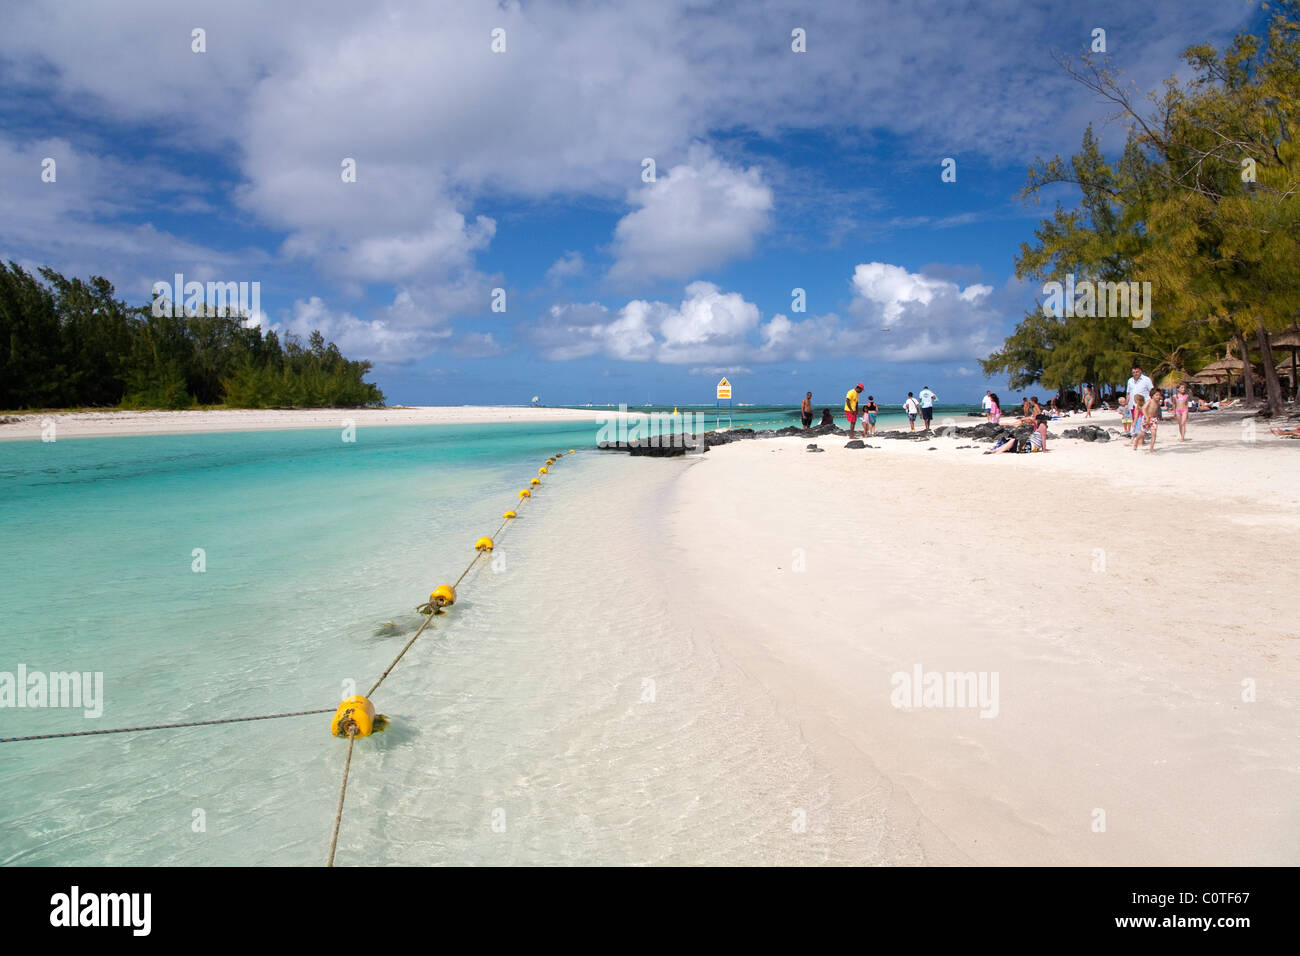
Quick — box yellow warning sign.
[716,377,732,400]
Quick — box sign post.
[715,377,733,430]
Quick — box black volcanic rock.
[844,439,865,449]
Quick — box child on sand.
[1130,390,1162,453]
[1174,384,1190,441]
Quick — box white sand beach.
[661,409,1300,864]
[0,405,602,441]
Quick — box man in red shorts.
[844,383,864,437]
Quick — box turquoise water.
[0,414,935,865]
[0,422,602,864]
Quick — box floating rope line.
[0,446,573,868]
[326,729,357,867]
[327,450,570,866]
[0,708,335,744]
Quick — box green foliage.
[0,262,384,410]
[989,2,1300,410]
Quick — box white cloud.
[544,251,585,284]
[846,263,1004,361]
[0,134,248,299]
[689,366,752,376]
[608,146,773,284]
[533,264,1019,366]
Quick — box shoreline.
[0,406,604,442]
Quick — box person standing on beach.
[1174,383,1190,441]
[1131,390,1162,452]
[918,385,938,432]
[988,393,1002,424]
[801,391,813,429]
[903,392,920,432]
[864,395,879,436]
[844,383,864,437]
[981,391,994,421]
[1082,384,1094,418]
[1125,366,1153,437]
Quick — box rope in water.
[326,730,357,868]
[363,490,530,699]
[327,452,567,865]
[0,444,572,867]
[0,708,335,744]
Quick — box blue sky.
[0,0,1266,406]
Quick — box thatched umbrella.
[1199,355,1246,377]
[1187,369,1229,401]
[1270,326,1300,400]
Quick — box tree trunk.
[1232,326,1255,402]
[1256,326,1283,416]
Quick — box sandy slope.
[666,409,1300,864]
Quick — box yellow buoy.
[530,477,541,486]
[546,458,555,465]
[568,449,575,454]
[502,510,517,519]
[538,466,548,475]
[475,536,494,552]
[332,695,385,738]
[430,584,456,608]
[519,489,531,499]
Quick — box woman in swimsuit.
[1174,384,1190,441]
[864,395,879,436]
[1082,384,1094,418]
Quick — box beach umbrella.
[1198,355,1246,376]
[1187,369,1229,401]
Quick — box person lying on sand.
[1269,426,1300,437]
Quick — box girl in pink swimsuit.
[1174,384,1190,441]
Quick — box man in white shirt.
[1125,366,1153,437]
[918,386,938,431]
[981,390,994,421]
[903,392,921,432]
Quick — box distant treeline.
[0,263,384,410]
